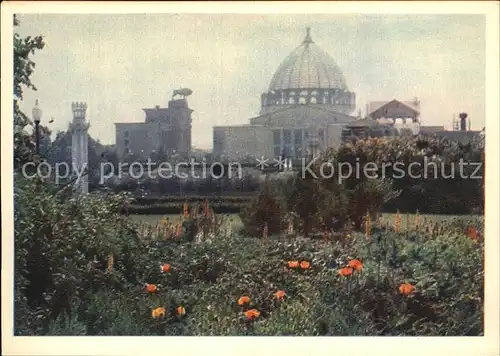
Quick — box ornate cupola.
[260,28,356,115]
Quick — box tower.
[459,112,468,131]
[69,102,90,194]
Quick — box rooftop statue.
[172,88,193,99]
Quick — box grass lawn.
[130,213,481,233]
[129,213,244,230]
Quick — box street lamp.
[32,99,42,154]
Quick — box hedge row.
[133,195,253,205]
[126,203,245,215]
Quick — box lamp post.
[32,100,42,155]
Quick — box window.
[294,130,302,145]
[213,131,225,152]
[273,130,281,146]
[124,139,129,146]
[274,146,281,158]
[124,131,129,138]
[283,130,291,145]
[283,145,292,158]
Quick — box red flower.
[244,309,260,320]
[467,226,479,241]
[274,290,286,300]
[339,267,353,277]
[399,283,415,296]
[348,259,363,271]
[160,264,171,273]
[238,296,250,306]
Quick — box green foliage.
[240,136,483,236]
[13,15,46,168]
[14,175,135,334]
[15,174,483,335]
[239,178,287,236]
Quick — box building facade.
[367,99,421,135]
[115,96,193,160]
[213,28,357,161]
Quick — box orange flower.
[151,307,165,318]
[175,223,182,238]
[183,201,189,217]
[287,260,299,268]
[338,267,353,277]
[274,290,286,300]
[348,259,363,271]
[399,283,415,296]
[300,261,310,269]
[244,309,260,320]
[145,283,158,293]
[204,199,210,217]
[160,264,171,273]
[176,306,186,316]
[238,296,250,306]
[467,226,479,241]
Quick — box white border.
[1,2,499,356]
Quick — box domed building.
[213,28,358,161]
[260,27,355,116]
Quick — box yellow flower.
[300,261,310,269]
[176,306,186,316]
[152,307,166,318]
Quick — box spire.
[303,27,313,44]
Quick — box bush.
[239,178,288,236]
[14,175,135,334]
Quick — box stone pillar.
[70,102,89,194]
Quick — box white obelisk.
[70,102,89,194]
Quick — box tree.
[13,14,46,168]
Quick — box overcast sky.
[16,13,485,149]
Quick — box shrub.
[239,178,288,236]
